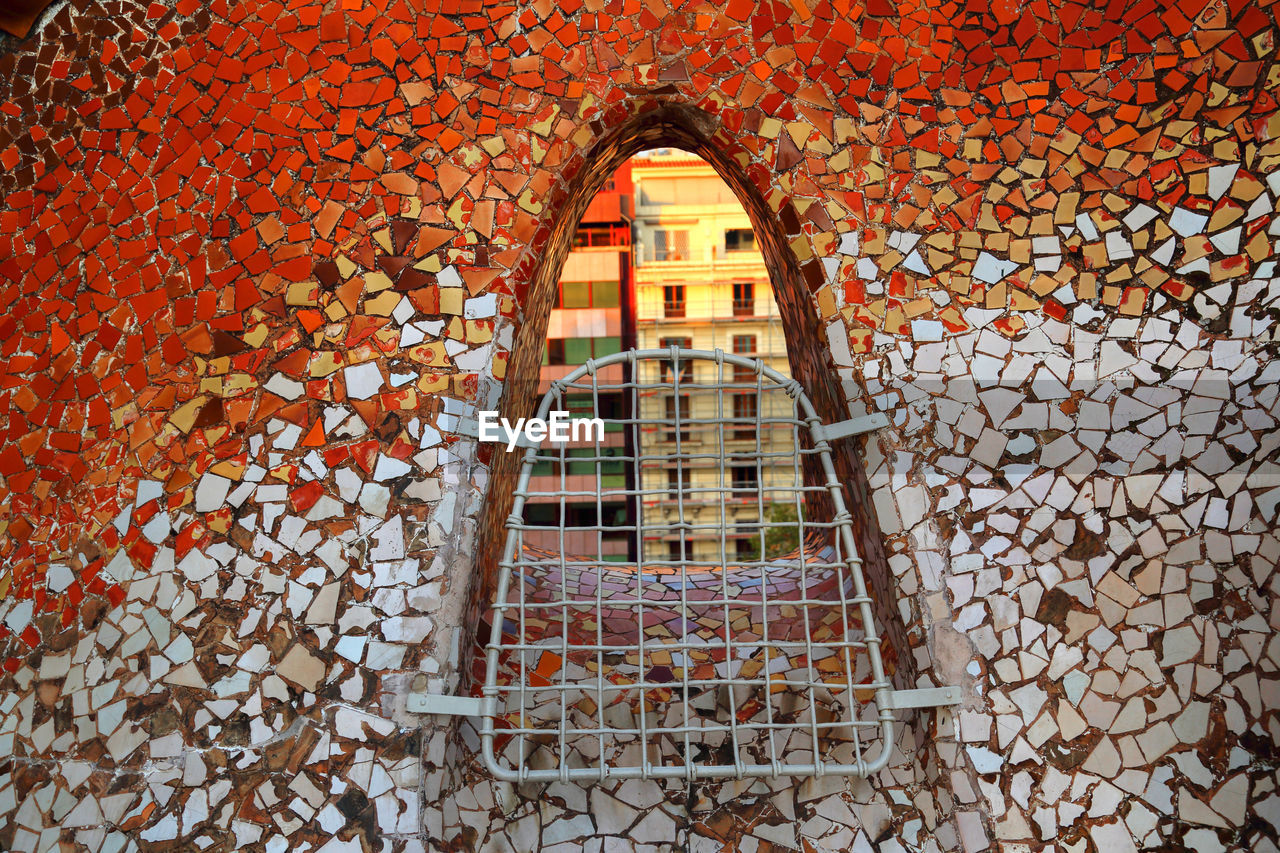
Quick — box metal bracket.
[406,693,483,716]
[882,686,963,710]
[500,428,541,449]
[437,398,479,437]
[450,417,481,439]
[811,412,890,443]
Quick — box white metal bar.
[809,413,890,443]
[678,351,695,780]
[882,687,963,710]
[408,693,483,716]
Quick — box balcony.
[634,243,765,267]
[580,192,632,226]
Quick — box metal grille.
[480,348,894,782]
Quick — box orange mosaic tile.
[0,0,1276,848]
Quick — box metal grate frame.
[479,347,897,783]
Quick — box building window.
[593,336,622,358]
[592,280,621,308]
[564,448,627,483]
[730,465,758,493]
[573,225,630,248]
[663,284,686,318]
[567,393,625,432]
[558,280,621,309]
[732,394,757,440]
[667,468,692,500]
[725,228,756,252]
[545,337,622,365]
[732,281,754,317]
[732,334,757,382]
[666,540,684,563]
[653,229,690,261]
[659,337,693,384]
[561,281,591,309]
[564,338,593,364]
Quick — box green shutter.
[562,282,591,308]
[592,280,620,307]
[593,336,621,357]
[564,337,593,364]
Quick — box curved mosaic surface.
[0,0,1275,850]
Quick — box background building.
[524,163,636,561]
[630,151,797,565]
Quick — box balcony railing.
[636,243,763,265]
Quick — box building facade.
[526,164,636,562]
[631,152,799,565]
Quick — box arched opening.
[472,145,906,780]
[463,104,912,713]
[517,150,801,571]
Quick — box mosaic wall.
[0,0,1277,850]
